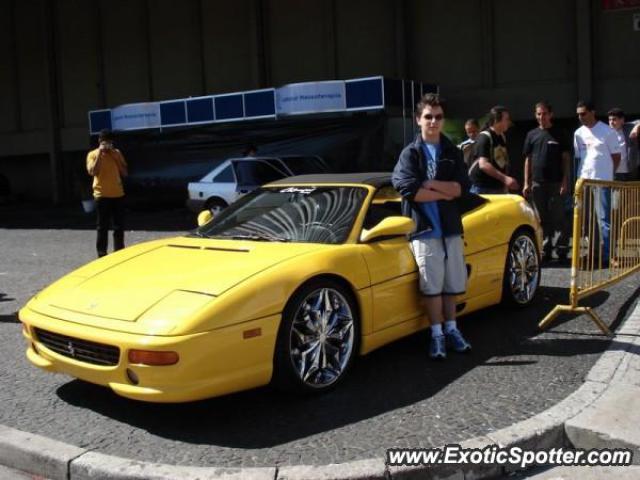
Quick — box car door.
[208,162,237,204]
[357,200,422,332]
[459,196,507,306]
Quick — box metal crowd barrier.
[539,179,640,335]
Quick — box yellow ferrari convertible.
[20,173,542,402]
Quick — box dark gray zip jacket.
[391,134,471,238]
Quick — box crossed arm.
[414,179,461,202]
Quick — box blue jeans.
[588,187,611,260]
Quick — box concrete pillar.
[480,0,495,88]
[252,0,271,88]
[326,0,338,79]
[575,0,594,103]
[393,0,408,79]
[43,0,63,204]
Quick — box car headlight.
[137,290,215,335]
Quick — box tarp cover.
[115,114,389,206]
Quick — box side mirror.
[360,216,415,243]
[197,210,213,226]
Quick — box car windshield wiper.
[223,233,291,242]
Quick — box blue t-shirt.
[417,142,443,239]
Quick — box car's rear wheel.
[502,229,540,307]
[204,197,227,216]
[274,279,359,393]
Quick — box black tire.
[501,229,541,307]
[273,279,360,394]
[204,197,228,216]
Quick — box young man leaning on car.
[392,94,472,359]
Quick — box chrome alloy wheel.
[289,287,355,388]
[508,234,540,304]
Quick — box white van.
[186,155,329,214]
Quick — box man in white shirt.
[574,101,621,265]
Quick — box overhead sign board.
[88,77,428,134]
[111,103,161,131]
[276,81,346,116]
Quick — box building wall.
[595,5,640,108]
[0,0,638,200]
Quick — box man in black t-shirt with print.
[469,106,519,194]
[522,101,570,262]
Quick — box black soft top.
[268,172,392,188]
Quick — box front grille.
[34,328,120,366]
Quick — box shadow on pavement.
[0,202,197,232]
[54,284,624,450]
[0,293,16,303]
[0,313,18,323]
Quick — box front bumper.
[20,307,279,402]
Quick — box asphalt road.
[1,206,639,468]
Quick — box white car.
[186,155,329,214]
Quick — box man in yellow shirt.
[86,129,128,257]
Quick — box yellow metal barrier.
[539,179,640,335]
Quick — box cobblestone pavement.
[1,210,638,468]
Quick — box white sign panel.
[111,102,161,131]
[276,81,346,116]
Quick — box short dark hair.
[535,101,553,113]
[415,93,444,117]
[576,100,595,111]
[487,105,509,126]
[98,129,114,142]
[464,118,479,127]
[607,107,625,119]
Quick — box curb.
[2,302,639,480]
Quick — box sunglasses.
[424,114,444,121]
[577,111,589,117]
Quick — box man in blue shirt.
[392,94,472,359]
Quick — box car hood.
[34,237,324,323]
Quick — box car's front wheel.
[274,279,359,394]
[502,229,541,307]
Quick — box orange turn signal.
[128,349,179,366]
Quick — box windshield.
[194,186,368,244]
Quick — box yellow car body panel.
[19,178,541,402]
[22,308,279,402]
